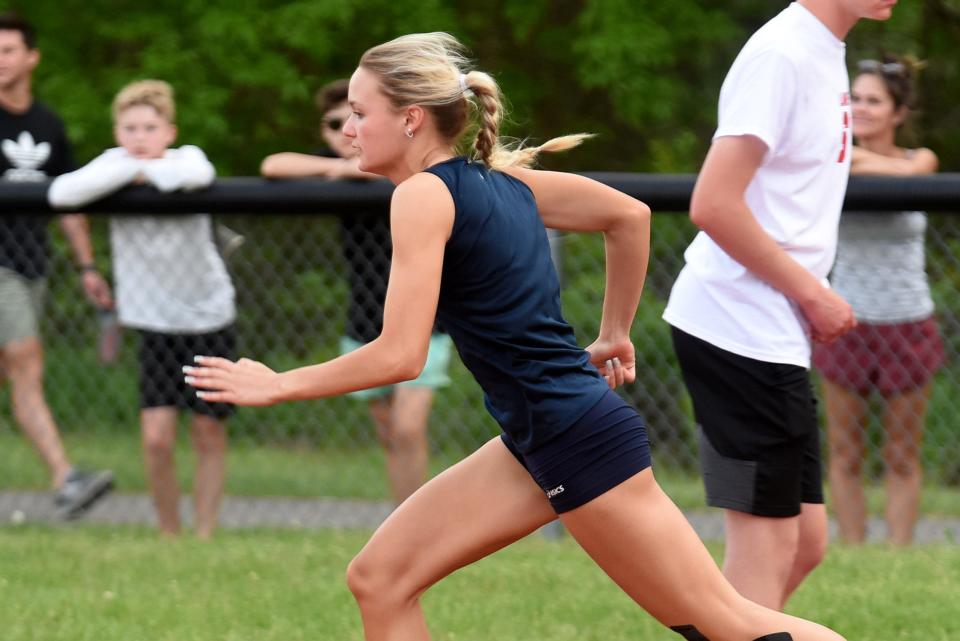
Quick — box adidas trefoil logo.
[2,131,52,182]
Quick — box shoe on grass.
[54,468,115,520]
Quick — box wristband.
[78,263,98,273]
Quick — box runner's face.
[344,67,408,175]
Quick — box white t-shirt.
[49,146,236,333]
[109,213,235,334]
[663,2,852,368]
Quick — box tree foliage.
[10,0,960,174]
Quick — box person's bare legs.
[347,438,557,640]
[562,470,844,640]
[141,407,181,537]
[370,386,434,505]
[882,384,930,545]
[347,439,845,641]
[190,413,227,539]
[3,337,72,487]
[781,503,829,605]
[721,503,827,611]
[822,379,870,543]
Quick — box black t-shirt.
[0,100,76,279]
[341,211,393,343]
[312,149,444,343]
[310,149,393,343]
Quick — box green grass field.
[1,525,958,641]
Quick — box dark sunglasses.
[857,59,906,76]
[322,117,345,132]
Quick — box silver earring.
[405,128,414,139]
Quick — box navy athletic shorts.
[671,326,823,517]
[500,389,652,514]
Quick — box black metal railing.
[3,173,959,214]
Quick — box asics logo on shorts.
[546,484,565,499]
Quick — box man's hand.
[800,285,857,343]
[80,268,113,309]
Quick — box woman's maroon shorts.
[813,317,944,395]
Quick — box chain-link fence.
[3,188,960,537]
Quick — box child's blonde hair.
[112,80,175,123]
[359,32,588,170]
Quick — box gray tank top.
[830,210,934,323]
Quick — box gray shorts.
[0,267,46,347]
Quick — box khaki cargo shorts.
[0,267,46,347]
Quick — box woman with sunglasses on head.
[261,80,454,507]
[813,55,942,545]
[193,33,846,641]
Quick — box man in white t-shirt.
[664,0,896,610]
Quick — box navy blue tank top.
[424,157,609,453]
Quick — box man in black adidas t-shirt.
[0,13,114,518]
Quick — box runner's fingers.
[612,357,625,387]
[195,390,232,403]
[193,355,236,370]
[182,364,234,390]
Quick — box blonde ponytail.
[463,70,591,169]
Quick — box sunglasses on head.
[323,117,345,132]
[857,59,906,76]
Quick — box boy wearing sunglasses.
[261,81,366,181]
[261,80,453,507]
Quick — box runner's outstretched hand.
[184,356,280,406]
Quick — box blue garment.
[424,157,609,453]
[500,388,651,513]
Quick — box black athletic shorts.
[501,389,652,514]
[138,327,236,419]
[671,326,823,517]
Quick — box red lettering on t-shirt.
[838,93,850,163]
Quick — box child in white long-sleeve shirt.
[49,80,235,539]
